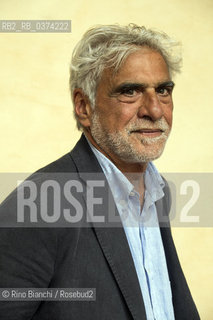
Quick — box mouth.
[131,129,164,138]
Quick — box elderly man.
[0,24,200,319]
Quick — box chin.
[124,146,165,164]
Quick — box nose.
[137,90,164,121]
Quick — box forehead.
[101,47,170,87]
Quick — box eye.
[120,88,138,96]
[156,86,172,96]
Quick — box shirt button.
[129,191,135,197]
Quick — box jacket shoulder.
[36,152,76,173]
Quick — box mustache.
[127,118,170,132]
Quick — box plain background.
[0,0,212,318]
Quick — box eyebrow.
[111,81,175,94]
[157,81,175,89]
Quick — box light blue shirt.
[88,140,175,320]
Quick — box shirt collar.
[86,136,165,203]
[144,162,165,203]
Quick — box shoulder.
[36,152,75,173]
[162,176,172,211]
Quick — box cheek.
[100,103,137,130]
[113,104,138,125]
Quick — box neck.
[124,171,145,209]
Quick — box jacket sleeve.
[0,186,58,320]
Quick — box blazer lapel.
[93,226,147,320]
[70,135,147,320]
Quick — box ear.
[73,88,92,128]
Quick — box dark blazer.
[0,135,200,320]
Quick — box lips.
[135,129,163,133]
[131,128,163,137]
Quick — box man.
[0,24,200,319]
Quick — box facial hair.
[90,110,171,164]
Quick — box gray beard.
[90,111,170,164]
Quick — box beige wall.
[0,0,212,318]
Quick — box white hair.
[69,23,182,130]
